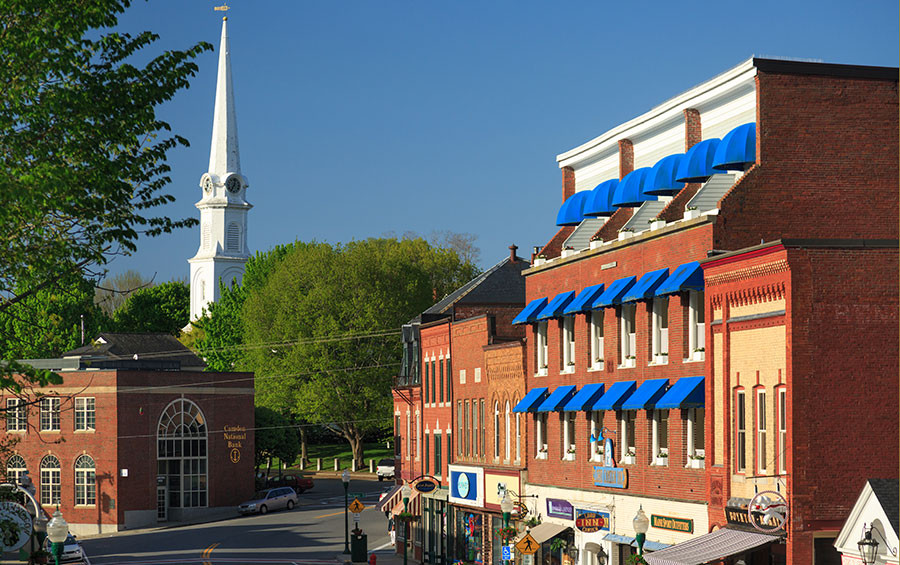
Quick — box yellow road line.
[315,507,367,519]
[202,542,220,558]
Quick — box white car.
[376,458,395,481]
[45,533,89,564]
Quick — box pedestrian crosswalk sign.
[515,533,539,555]
[349,498,365,513]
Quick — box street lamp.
[341,469,351,555]
[633,505,649,557]
[401,483,412,565]
[46,509,69,565]
[500,491,514,565]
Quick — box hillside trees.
[111,281,190,335]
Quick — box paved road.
[81,477,396,565]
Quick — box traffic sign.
[501,545,512,560]
[515,533,539,555]
[348,498,365,513]
[353,512,361,523]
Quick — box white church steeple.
[189,15,252,322]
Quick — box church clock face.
[201,175,213,194]
[225,175,242,194]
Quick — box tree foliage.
[254,406,300,471]
[112,280,189,335]
[94,269,154,316]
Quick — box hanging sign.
[575,509,610,533]
[748,491,788,534]
[415,479,437,493]
[0,502,31,551]
[546,498,574,520]
[592,466,627,489]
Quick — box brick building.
[10,334,255,535]
[509,58,897,565]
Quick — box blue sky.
[108,0,898,283]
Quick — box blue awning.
[511,297,549,325]
[556,191,591,226]
[621,378,670,410]
[592,276,637,308]
[563,284,605,315]
[675,138,726,183]
[713,122,756,171]
[591,381,637,410]
[612,167,657,208]
[644,154,686,196]
[655,261,704,296]
[656,376,705,409]
[563,383,605,411]
[583,179,619,217]
[536,385,578,412]
[621,268,670,302]
[513,387,550,413]
[536,290,577,320]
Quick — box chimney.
[562,166,575,203]
[531,245,541,263]
[509,244,518,262]
[618,139,634,179]
[684,108,702,151]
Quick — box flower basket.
[396,511,419,523]
[497,525,518,541]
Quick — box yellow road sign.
[515,533,539,555]
[348,498,365,513]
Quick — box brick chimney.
[684,108,702,150]
[618,139,634,179]
[562,166,575,203]
[509,244,518,262]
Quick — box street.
[80,477,395,565]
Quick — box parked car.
[44,533,88,564]
[238,487,298,515]
[376,458,395,481]
[266,474,314,494]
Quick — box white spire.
[208,17,241,177]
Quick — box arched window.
[157,399,208,508]
[514,400,522,462]
[493,402,500,458]
[40,455,60,505]
[6,455,26,486]
[505,401,511,461]
[74,455,96,506]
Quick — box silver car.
[44,533,89,564]
[238,487,297,515]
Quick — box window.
[473,399,479,457]
[457,402,463,456]
[504,402,512,461]
[493,402,500,459]
[75,397,95,431]
[395,415,401,457]
[446,358,452,401]
[535,322,548,374]
[687,408,705,466]
[620,304,636,367]
[439,359,444,404]
[416,412,421,459]
[464,400,470,456]
[652,410,669,465]
[434,433,442,478]
[756,390,767,474]
[590,311,604,369]
[535,414,548,457]
[6,399,25,432]
[563,412,576,460]
[735,390,746,472]
[515,404,521,462]
[652,297,669,364]
[689,291,705,360]
[423,359,429,404]
[561,317,575,371]
[407,411,412,460]
[40,398,60,432]
[778,388,787,475]
[425,433,430,474]
[75,455,96,506]
[480,400,485,457]
[40,455,60,505]
[431,359,436,405]
[157,398,208,508]
[620,411,635,461]
[6,455,26,486]
[590,411,602,462]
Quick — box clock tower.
[189,16,251,321]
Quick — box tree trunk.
[265,456,271,478]
[299,427,309,465]
[342,425,365,469]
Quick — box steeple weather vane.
[214,3,230,19]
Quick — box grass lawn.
[266,442,394,472]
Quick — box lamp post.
[633,505,649,557]
[858,527,879,565]
[500,491,514,565]
[341,469,351,555]
[401,483,412,565]
[46,509,69,565]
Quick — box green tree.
[94,269,155,316]
[254,406,299,477]
[242,237,479,467]
[0,0,210,389]
[112,281,189,335]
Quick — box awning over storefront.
[592,380,637,410]
[622,268,670,302]
[655,262,704,296]
[526,522,568,544]
[656,376,705,409]
[391,487,421,516]
[563,284,606,315]
[593,276,637,308]
[512,297,549,325]
[376,484,402,512]
[562,383,605,411]
[621,378,670,410]
[537,385,577,412]
[513,387,550,413]
[645,527,781,565]
[713,122,756,171]
[602,534,670,551]
[537,290,577,320]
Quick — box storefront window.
[491,516,502,565]
[455,511,483,563]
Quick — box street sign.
[501,545,512,560]
[353,512,361,523]
[348,498,365,513]
[515,533,539,555]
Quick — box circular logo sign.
[229,448,241,464]
[575,510,607,533]
[415,480,436,493]
[748,491,788,533]
[0,501,32,551]
[457,473,470,498]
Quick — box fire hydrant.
[368,554,376,565]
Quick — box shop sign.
[224,425,246,464]
[592,466,627,489]
[546,498,574,520]
[651,514,693,534]
[448,465,483,507]
[575,509,610,533]
[415,479,437,493]
[0,501,31,551]
[725,494,786,535]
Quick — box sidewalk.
[337,544,417,565]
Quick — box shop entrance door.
[157,486,168,521]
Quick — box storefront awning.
[593,276,638,308]
[621,378,670,410]
[537,290,577,320]
[376,484,402,512]
[563,383,605,411]
[536,385,578,412]
[656,376,705,409]
[622,268,670,302]
[513,387,550,413]
[713,122,756,171]
[645,527,781,565]
[512,297,549,325]
[603,534,670,552]
[527,522,568,544]
[391,487,421,517]
[655,262,704,296]
[563,283,605,315]
[591,380,636,411]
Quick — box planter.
[689,458,705,469]
[623,455,636,465]
[683,209,701,220]
[650,220,666,230]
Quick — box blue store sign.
[451,470,479,501]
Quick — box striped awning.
[376,484,403,513]
[645,527,781,565]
